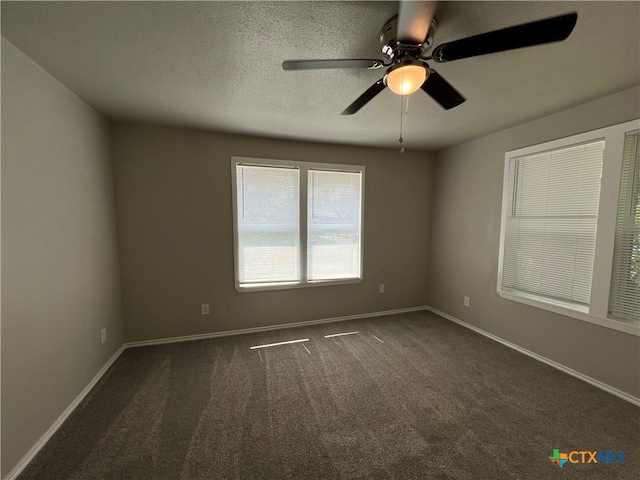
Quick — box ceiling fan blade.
[431,12,578,63]
[397,1,438,45]
[341,78,387,115]
[283,59,385,70]
[421,70,466,110]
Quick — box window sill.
[497,289,640,337]
[236,277,362,293]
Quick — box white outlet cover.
[201,304,210,315]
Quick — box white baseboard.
[425,306,640,407]
[3,345,126,480]
[125,305,430,348]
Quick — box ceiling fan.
[282,2,578,115]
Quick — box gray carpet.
[18,311,640,479]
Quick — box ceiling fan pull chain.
[399,92,405,153]
[399,94,410,153]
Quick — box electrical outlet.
[100,328,107,344]
[464,296,470,307]
[379,284,385,294]
[201,304,210,315]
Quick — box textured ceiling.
[2,1,639,151]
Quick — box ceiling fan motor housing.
[379,15,438,61]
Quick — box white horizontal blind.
[236,164,300,284]
[502,140,605,306]
[308,169,362,281]
[609,131,640,321]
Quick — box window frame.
[497,119,640,336]
[231,156,365,293]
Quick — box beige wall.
[111,123,434,342]
[1,39,124,476]
[428,86,640,398]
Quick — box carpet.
[17,311,640,479]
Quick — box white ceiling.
[2,1,639,151]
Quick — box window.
[231,157,364,291]
[498,120,640,336]
[501,140,604,309]
[235,164,300,285]
[609,130,640,321]
[308,169,362,281]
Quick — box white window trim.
[231,156,365,293]
[497,119,640,337]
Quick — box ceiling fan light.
[386,65,427,96]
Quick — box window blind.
[236,164,300,284]
[307,169,362,281]
[609,131,640,321]
[502,140,605,306]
